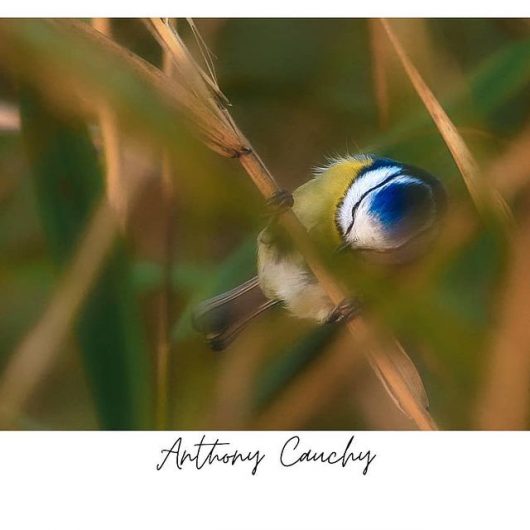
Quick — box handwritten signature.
[156,435,376,476]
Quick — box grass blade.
[0,199,116,426]
[380,18,512,229]
[5,89,153,429]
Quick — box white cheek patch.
[337,165,402,238]
[347,198,387,248]
[342,174,435,250]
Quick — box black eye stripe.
[343,171,403,237]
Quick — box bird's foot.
[266,189,294,217]
[326,298,362,324]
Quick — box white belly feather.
[257,232,333,323]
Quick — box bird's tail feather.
[192,276,278,351]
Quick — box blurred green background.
[0,18,529,430]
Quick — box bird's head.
[336,158,447,263]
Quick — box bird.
[192,154,447,350]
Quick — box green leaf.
[20,89,152,429]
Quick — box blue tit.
[193,154,447,350]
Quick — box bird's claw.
[266,189,294,217]
[326,298,362,324]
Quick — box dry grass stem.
[91,18,128,225]
[144,18,243,157]
[380,18,512,228]
[413,124,530,290]
[353,371,418,430]
[0,21,154,423]
[474,209,530,429]
[0,200,119,427]
[0,20,244,159]
[148,18,436,430]
[473,129,530,430]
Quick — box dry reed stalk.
[91,18,128,225]
[424,126,530,430]
[472,128,530,430]
[0,199,119,427]
[380,18,512,228]
[0,19,245,161]
[353,370,418,430]
[0,145,155,428]
[145,18,436,430]
[474,209,530,429]
[0,19,153,424]
[144,18,243,157]
[408,122,530,292]
[93,18,174,428]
